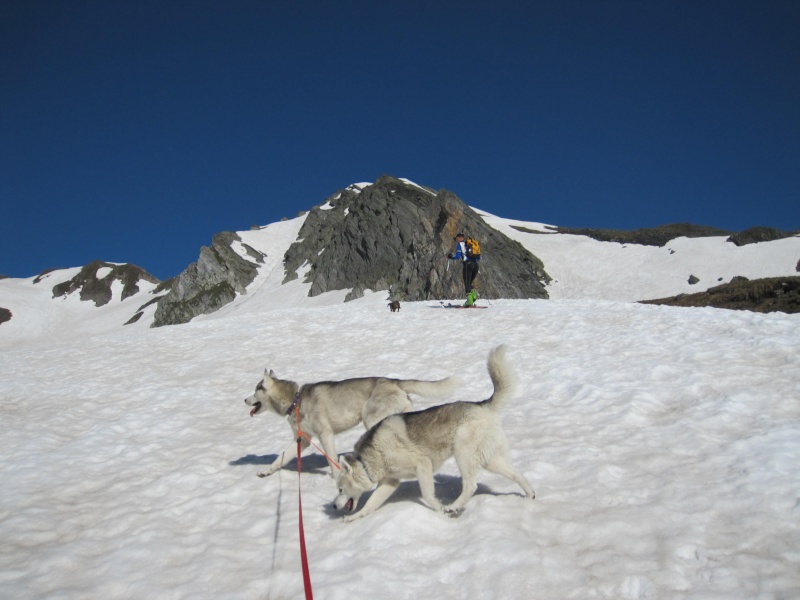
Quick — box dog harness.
[286,393,301,416]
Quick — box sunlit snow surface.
[2,298,799,599]
[1,209,799,598]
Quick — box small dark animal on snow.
[388,301,401,312]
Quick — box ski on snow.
[438,302,488,309]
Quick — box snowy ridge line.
[2,179,799,341]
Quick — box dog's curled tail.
[485,344,517,409]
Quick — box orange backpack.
[465,237,481,258]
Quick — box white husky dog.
[244,369,461,478]
[333,345,535,520]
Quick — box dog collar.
[286,393,301,417]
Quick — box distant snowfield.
[478,210,800,301]
[1,199,800,598]
[0,268,160,347]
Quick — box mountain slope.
[0,263,161,347]
[151,176,551,326]
[485,212,800,302]
[2,178,800,597]
[2,176,799,342]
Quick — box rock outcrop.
[152,231,266,327]
[726,227,799,247]
[282,176,550,302]
[520,223,734,247]
[515,222,799,249]
[641,276,800,314]
[51,261,160,307]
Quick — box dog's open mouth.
[345,498,354,512]
[249,401,262,417]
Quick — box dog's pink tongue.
[250,407,256,417]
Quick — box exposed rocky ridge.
[51,261,160,307]
[152,231,266,327]
[282,176,551,302]
[512,222,798,248]
[511,223,731,246]
[33,269,59,284]
[641,276,800,314]
[727,227,799,246]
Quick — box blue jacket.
[449,240,480,262]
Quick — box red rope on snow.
[295,406,314,600]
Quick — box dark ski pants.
[462,260,479,294]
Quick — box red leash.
[295,406,314,600]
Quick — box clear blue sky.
[2,1,798,280]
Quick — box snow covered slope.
[1,190,800,598]
[1,295,798,599]
[0,266,160,348]
[479,211,800,301]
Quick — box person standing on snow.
[447,232,480,306]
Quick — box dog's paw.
[342,514,360,524]
[257,469,275,478]
[442,506,464,518]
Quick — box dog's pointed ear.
[339,453,354,474]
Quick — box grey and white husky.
[333,345,535,521]
[244,369,461,478]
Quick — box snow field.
[1,298,798,598]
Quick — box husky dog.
[388,300,401,312]
[244,369,461,478]
[333,345,534,521]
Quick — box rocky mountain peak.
[282,176,551,301]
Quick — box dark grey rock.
[688,275,700,285]
[152,232,266,327]
[282,176,550,301]
[0,307,11,325]
[727,227,798,247]
[642,277,800,314]
[528,223,734,247]
[52,261,160,307]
